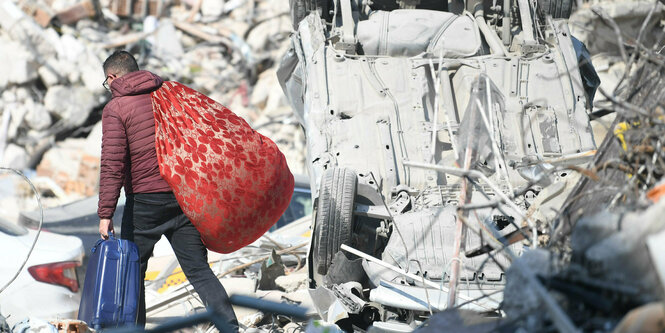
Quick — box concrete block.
[14,88,31,102]
[44,85,96,128]
[59,34,87,64]
[1,143,29,170]
[503,249,555,329]
[85,121,103,158]
[153,19,184,60]
[275,273,308,293]
[24,100,52,131]
[0,39,38,86]
[38,61,63,87]
[8,104,27,140]
[0,1,56,58]
[36,138,101,196]
[201,0,224,18]
[2,90,17,104]
[250,68,277,109]
[51,0,81,12]
[78,49,105,94]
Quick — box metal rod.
[517,0,535,43]
[448,146,473,307]
[474,9,507,56]
[439,65,460,160]
[107,310,235,333]
[502,0,511,46]
[429,58,441,163]
[229,295,309,320]
[340,244,492,309]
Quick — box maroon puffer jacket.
[97,70,172,219]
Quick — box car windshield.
[274,188,313,229]
[0,217,28,236]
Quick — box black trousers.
[122,192,239,331]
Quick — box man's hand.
[99,218,114,239]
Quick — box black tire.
[312,168,357,276]
[537,0,573,19]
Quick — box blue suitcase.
[78,233,141,329]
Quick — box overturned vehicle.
[278,0,598,329]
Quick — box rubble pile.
[0,0,305,213]
[414,3,665,332]
[499,37,665,332]
[570,0,665,140]
[143,216,315,331]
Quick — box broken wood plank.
[102,30,155,48]
[172,20,232,47]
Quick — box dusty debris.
[141,218,313,331]
[413,309,501,333]
[49,319,91,333]
[4,0,665,331]
[570,0,665,57]
[502,249,555,320]
[0,0,306,208]
[497,27,665,331]
[275,273,308,293]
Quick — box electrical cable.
[0,168,44,295]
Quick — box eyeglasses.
[102,74,115,91]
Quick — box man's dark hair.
[103,51,139,76]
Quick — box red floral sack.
[151,81,294,253]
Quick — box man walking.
[97,50,239,330]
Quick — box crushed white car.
[278,0,598,329]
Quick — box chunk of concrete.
[0,38,38,87]
[58,34,87,64]
[44,85,96,128]
[153,20,184,60]
[38,64,62,87]
[8,103,28,140]
[0,1,56,57]
[14,88,31,103]
[503,249,553,319]
[240,311,264,328]
[78,49,106,94]
[275,273,308,293]
[201,0,224,18]
[250,68,278,110]
[582,202,665,301]
[36,139,100,196]
[1,90,17,104]
[85,121,102,158]
[1,144,29,170]
[570,210,621,256]
[24,100,52,131]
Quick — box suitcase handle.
[91,231,118,253]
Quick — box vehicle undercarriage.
[278,0,598,329]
